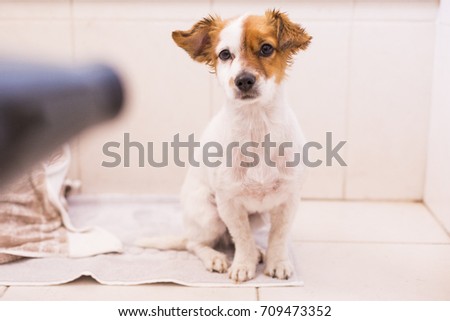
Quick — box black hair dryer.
[0,61,125,188]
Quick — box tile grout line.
[69,0,83,191]
[208,0,214,119]
[69,0,84,192]
[423,202,450,239]
[69,0,75,63]
[420,10,438,206]
[0,286,9,299]
[342,0,356,200]
[301,198,423,203]
[292,240,450,245]
[0,18,440,23]
[301,197,423,203]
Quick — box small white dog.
[137,9,311,282]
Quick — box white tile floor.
[1,201,449,301]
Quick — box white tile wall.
[0,0,441,200]
[0,20,72,62]
[440,0,450,24]
[345,21,435,200]
[0,0,71,20]
[285,22,350,199]
[354,0,438,21]
[73,0,209,21]
[424,0,450,233]
[211,0,354,21]
[73,20,211,194]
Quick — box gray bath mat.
[0,195,303,287]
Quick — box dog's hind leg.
[187,241,228,273]
[181,171,229,273]
[184,213,229,273]
[135,235,187,250]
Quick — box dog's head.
[172,10,311,105]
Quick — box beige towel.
[0,147,122,264]
[0,195,303,287]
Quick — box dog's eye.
[219,49,231,61]
[259,44,274,57]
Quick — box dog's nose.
[235,73,256,92]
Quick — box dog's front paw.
[204,253,229,273]
[228,262,256,283]
[264,259,293,280]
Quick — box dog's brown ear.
[172,15,221,66]
[266,9,312,57]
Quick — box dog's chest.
[232,164,293,213]
[211,105,302,209]
[240,165,284,198]
[225,146,295,203]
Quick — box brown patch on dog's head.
[172,15,226,68]
[241,9,312,83]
